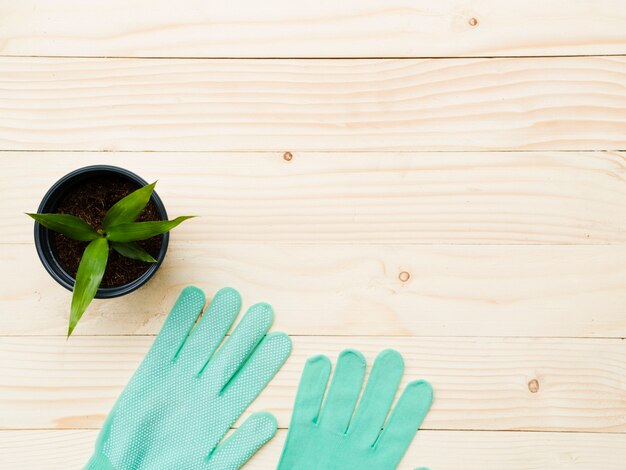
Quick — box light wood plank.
[2,429,626,470]
[1,1,625,58]
[2,336,625,432]
[2,243,626,337]
[1,57,625,151]
[4,151,626,244]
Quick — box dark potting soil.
[51,175,163,288]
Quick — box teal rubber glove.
[85,286,292,470]
[278,349,433,470]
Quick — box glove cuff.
[84,452,116,470]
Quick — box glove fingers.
[350,349,403,445]
[205,412,277,470]
[291,355,332,426]
[318,349,366,434]
[375,380,433,463]
[150,286,206,361]
[202,302,274,391]
[221,332,292,412]
[176,287,241,373]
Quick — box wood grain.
[2,243,626,337]
[4,151,626,245]
[0,0,625,58]
[1,57,625,151]
[2,3,625,467]
[2,335,626,432]
[2,429,626,470]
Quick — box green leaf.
[105,216,195,242]
[68,238,109,337]
[111,241,157,263]
[27,213,99,242]
[101,181,157,230]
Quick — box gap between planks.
[3,54,626,60]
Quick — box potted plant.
[28,165,193,336]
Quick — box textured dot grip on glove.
[205,412,277,470]
[84,453,116,470]
[278,349,433,470]
[85,286,291,470]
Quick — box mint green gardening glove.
[85,286,292,470]
[277,349,432,470]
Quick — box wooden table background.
[1,1,626,468]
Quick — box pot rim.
[33,165,169,299]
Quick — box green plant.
[27,182,193,337]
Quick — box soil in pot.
[51,175,163,288]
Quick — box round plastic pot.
[33,165,169,299]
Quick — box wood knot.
[398,271,411,283]
[283,151,293,162]
[468,17,479,27]
[528,379,540,393]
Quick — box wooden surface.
[3,335,626,432]
[1,0,625,57]
[1,57,626,151]
[1,2,625,469]
[3,152,626,244]
[3,430,626,470]
[4,243,626,337]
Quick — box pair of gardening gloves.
[85,287,433,470]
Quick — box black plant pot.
[33,165,169,298]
